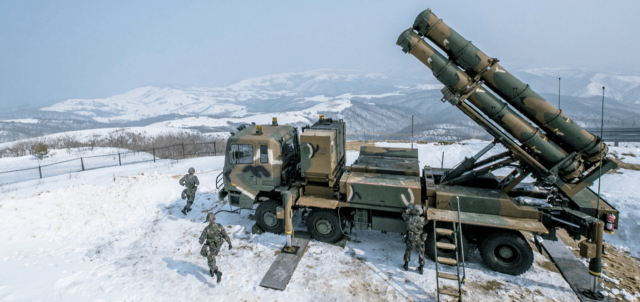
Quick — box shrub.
[34,142,48,155]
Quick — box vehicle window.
[230,144,253,164]
[260,145,268,163]
[229,144,238,164]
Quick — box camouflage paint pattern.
[435,184,542,220]
[300,129,338,184]
[569,187,619,228]
[396,29,583,178]
[358,146,418,158]
[412,9,607,163]
[199,222,232,272]
[341,170,421,212]
[308,117,346,165]
[403,210,427,266]
[427,208,549,234]
[351,146,420,177]
[179,173,199,211]
[223,124,296,208]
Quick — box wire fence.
[348,128,640,144]
[585,128,640,144]
[346,128,492,142]
[0,142,223,186]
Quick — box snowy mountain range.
[2,68,640,142]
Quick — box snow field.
[0,148,156,185]
[0,141,638,301]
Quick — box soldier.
[402,204,427,274]
[199,212,233,283]
[179,167,199,215]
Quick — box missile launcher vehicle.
[216,10,619,280]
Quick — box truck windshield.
[230,144,253,164]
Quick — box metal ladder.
[433,196,466,301]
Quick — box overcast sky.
[1,0,639,107]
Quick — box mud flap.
[541,238,612,302]
[259,235,310,290]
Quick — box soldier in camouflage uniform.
[199,212,233,283]
[179,167,199,215]
[402,204,427,274]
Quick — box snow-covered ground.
[0,127,197,150]
[0,147,155,185]
[0,119,40,124]
[0,141,638,301]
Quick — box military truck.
[216,9,619,277]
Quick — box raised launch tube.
[397,29,584,178]
[412,9,607,164]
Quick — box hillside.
[1,69,639,143]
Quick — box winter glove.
[199,239,204,245]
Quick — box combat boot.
[181,208,187,215]
[403,262,409,271]
[209,269,214,277]
[418,265,424,275]
[214,270,223,283]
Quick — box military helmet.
[412,206,423,216]
[188,167,195,174]
[206,212,216,222]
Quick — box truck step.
[439,286,461,298]
[437,257,458,266]
[436,242,456,250]
[436,228,454,236]
[437,272,459,281]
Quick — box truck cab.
[218,120,299,210]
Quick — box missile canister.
[397,29,584,178]
[412,9,607,163]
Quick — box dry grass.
[0,130,225,159]
[609,153,640,171]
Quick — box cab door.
[229,142,257,188]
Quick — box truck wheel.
[425,223,470,262]
[306,209,343,243]
[479,231,533,276]
[256,200,284,234]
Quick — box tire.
[425,222,470,262]
[479,231,534,276]
[255,200,284,234]
[306,209,343,243]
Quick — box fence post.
[153,148,156,162]
[81,157,85,171]
[182,143,185,159]
[214,142,216,156]
[39,165,42,179]
[118,153,121,166]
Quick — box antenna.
[596,86,605,221]
[411,115,414,149]
[558,77,561,109]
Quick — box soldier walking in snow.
[179,167,199,215]
[199,212,232,283]
[402,204,427,274]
